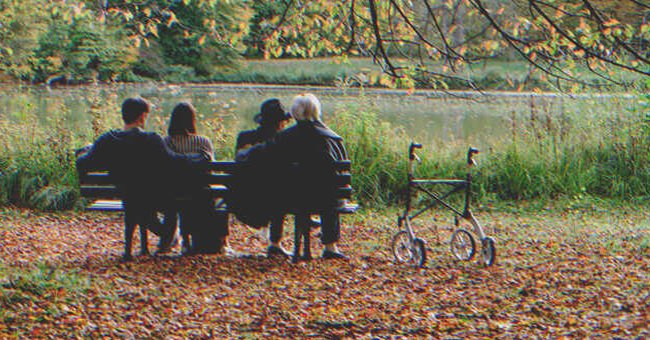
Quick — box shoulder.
[195,135,212,144]
[92,129,121,146]
[314,121,342,140]
[281,124,301,136]
[195,135,214,149]
[97,129,120,139]
[143,131,164,142]
[143,130,161,138]
[236,129,259,147]
[237,129,257,140]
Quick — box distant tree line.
[0,0,647,88]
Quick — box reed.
[480,94,650,200]
[1,91,649,210]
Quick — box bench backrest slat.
[79,160,353,201]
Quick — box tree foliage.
[0,0,251,83]
[0,0,648,88]
[254,0,649,89]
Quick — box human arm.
[235,132,287,163]
[75,134,111,175]
[201,136,215,161]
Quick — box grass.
[1,87,650,210]
[0,203,647,338]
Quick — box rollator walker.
[391,143,496,267]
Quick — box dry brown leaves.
[0,206,648,338]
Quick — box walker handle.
[467,147,479,166]
[409,142,422,161]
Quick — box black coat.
[235,126,278,152]
[76,128,208,205]
[238,120,348,211]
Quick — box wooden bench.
[78,160,359,261]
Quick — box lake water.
[0,84,638,150]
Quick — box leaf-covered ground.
[0,204,648,339]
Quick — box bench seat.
[80,160,358,215]
[85,199,359,214]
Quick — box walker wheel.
[391,231,427,267]
[481,237,496,266]
[413,238,427,268]
[450,228,476,261]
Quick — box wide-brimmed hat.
[254,98,291,125]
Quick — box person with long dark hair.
[161,102,227,254]
[76,97,210,261]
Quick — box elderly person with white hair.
[238,93,349,259]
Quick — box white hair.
[290,93,322,122]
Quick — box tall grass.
[1,90,649,210]
[332,93,650,206]
[0,89,116,210]
[482,94,650,200]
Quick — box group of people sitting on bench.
[76,93,349,261]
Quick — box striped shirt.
[164,135,215,161]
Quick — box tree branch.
[368,0,401,77]
[469,0,582,84]
[530,0,650,76]
[581,0,650,66]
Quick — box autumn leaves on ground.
[0,204,648,339]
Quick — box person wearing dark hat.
[238,93,349,260]
[236,98,292,151]
[235,98,293,257]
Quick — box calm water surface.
[0,84,634,151]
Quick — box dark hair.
[121,97,150,124]
[167,102,197,136]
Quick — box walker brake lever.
[467,147,479,167]
[409,142,423,161]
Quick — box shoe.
[308,217,321,230]
[322,249,348,260]
[224,247,242,257]
[267,245,291,258]
[155,233,179,255]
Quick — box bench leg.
[292,221,302,263]
[123,222,136,261]
[292,215,312,263]
[139,225,149,257]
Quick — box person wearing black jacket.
[238,93,349,260]
[235,98,293,257]
[76,97,211,260]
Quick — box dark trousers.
[163,195,229,253]
[295,209,340,245]
[123,201,166,236]
[122,199,171,257]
